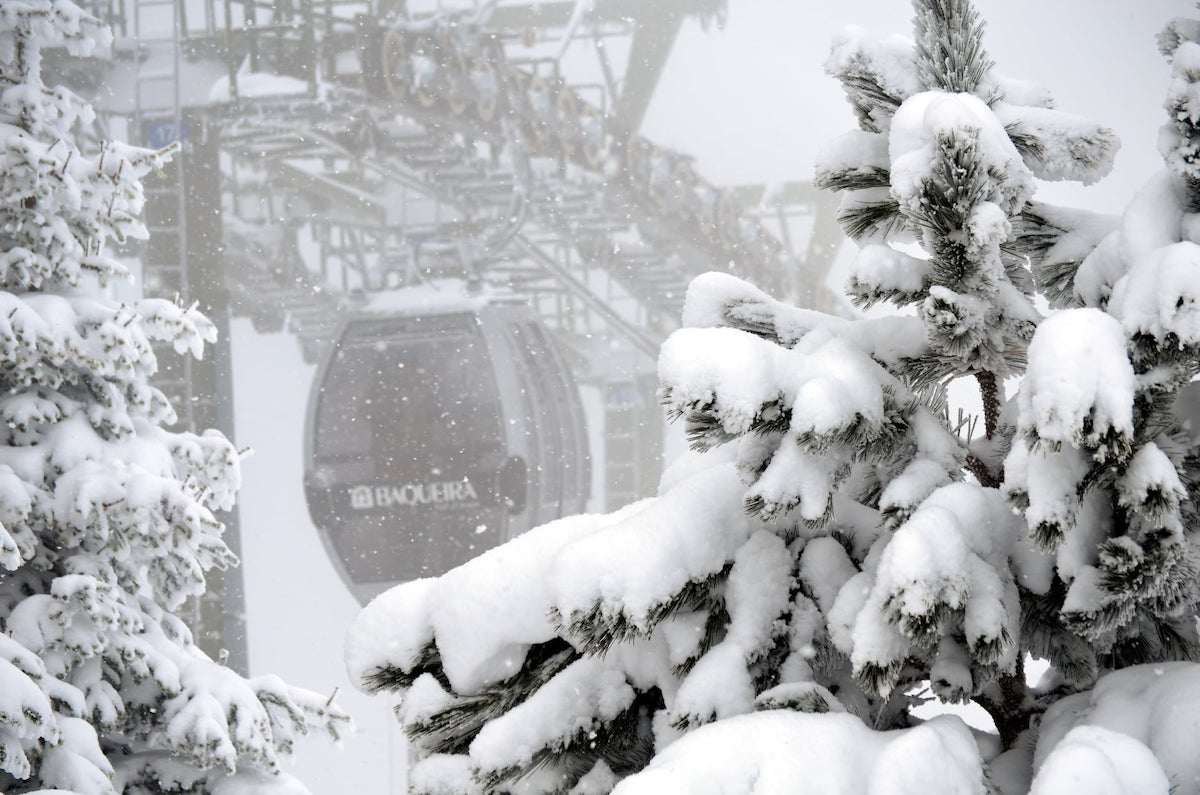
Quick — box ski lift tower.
[48,0,251,670]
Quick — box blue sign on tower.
[144,120,189,149]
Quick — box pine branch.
[855,659,905,698]
[1157,16,1200,57]
[1061,597,1137,645]
[912,0,995,95]
[408,639,578,755]
[1031,257,1084,309]
[1003,121,1045,163]
[1097,532,1189,606]
[969,625,1014,668]
[749,620,797,694]
[814,165,892,193]
[671,601,731,678]
[1029,516,1068,552]
[837,197,905,241]
[1010,204,1105,308]
[720,301,783,345]
[896,354,958,390]
[1103,614,1200,669]
[754,682,842,714]
[966,452,1000,489]
[1019,584,1098,687]
[744,490,832,530]
[359,639,447,694]
[681,408,740,452]
[892,598,959,650]
[476,688,662,792]
[846,277,929,310]
[751,401,793,437]
[554,567,732,656]
[838,72,906,134]
[915,131,993,289]
[1008,205,1066,260]
[661,390,791,453]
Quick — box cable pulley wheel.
[413,36,441,107]
[578,105,605,168]
[556,89,579,155]
[527,75,557,155]
[381,29,409,102]
[441,33,470,115]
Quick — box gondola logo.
[350,486,375,510]
[349,480,479,509]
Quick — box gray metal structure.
[56,0,845,661]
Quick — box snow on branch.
[1017,308,1135,458]
[1110,241,1200,351]
[611,711,988,795]
[469,657,637,789]
[667,531,792,729]
[824,27,920,134]
[889,91,1033,246]
[993,104,1118,186]
[679,271,930,368]
[1160,40,1200,186]
[1033,662,1200,791]
[839,483,1024,696]
[551,465,754,653]
[136,298,219,360]
[845,244,930,308]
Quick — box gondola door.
[502,317,591,527]
[305,312,511,600]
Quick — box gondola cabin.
[304,285,590,604]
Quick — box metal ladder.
[129,0,249,676]
[132,0,197,432]
[602,375,661,511]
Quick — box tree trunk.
[976,370,1000,440]
[976,671,1032,750]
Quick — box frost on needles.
[347,1,1200,793]
[0,3,349,793]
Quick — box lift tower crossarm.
[511,236,661,358]
[486,0,724,134]
[613,6,684,135]
[483,0,721,30]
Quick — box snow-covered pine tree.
[346,1,1200,792]
[810,0,1129,744]
[0,3,348,793]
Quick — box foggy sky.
[645,0,1186,213]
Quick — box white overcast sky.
[644,0,1189,214]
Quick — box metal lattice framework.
[50,0,846,664]
[77,0,841,363]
